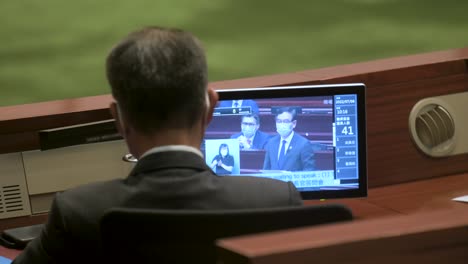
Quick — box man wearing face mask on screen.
[231,114,271,150]
[263,107,315,171]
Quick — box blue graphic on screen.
[334,95,359,180]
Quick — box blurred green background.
[1,0,467,107]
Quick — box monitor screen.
[203,83,367,199]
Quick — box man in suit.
[231,114,271,150]
[263,107,315,171]
[13,26,302,264]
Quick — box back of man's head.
[106,26,208,134]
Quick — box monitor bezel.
[212,83,367,200]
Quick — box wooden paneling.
[365,172,468,214]
[0,131,39,154]
[0,213,47,232]
[304,198,398,220]
[217,207,468,264]
[0,95,113,153]
[0,94,113,133]
[1,48,467,186]
[364,74,468,187]
[304,172,468,218]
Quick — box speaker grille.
[0,185,24,213]
[415,105,455,148]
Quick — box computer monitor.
[38,83,367,200]
[203,83,367,200]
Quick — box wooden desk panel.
[304,172,468,218]
[352,74,468,187]
[1,48,467,188]
[366,172,468,214]
[0,214,48,232]
[0,247,21,261]
[1,175,466,261]
[210,49,468,90]
[257,172,468,262]
[0,94,113,134]
[217,207,468,264]
[304,198,398,220]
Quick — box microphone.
[409,91,468,157]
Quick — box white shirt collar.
[139,145,204,160]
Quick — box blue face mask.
[277,123,293,138]
[242,126,256,138]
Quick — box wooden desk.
[304,172,468,219]
[218,172,468,263]
[217,207,468,264]
[366,172,468,214]
[2,173,466,260]
[0,247,21,261]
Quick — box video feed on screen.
[203,94,361,193]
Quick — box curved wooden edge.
[0,246,21,261]
[210,47,468,89]
[1,47,467,132]
[0,94,113,124]
[216,206,468,264]
[0,214,48,260]
[0,214,48,232]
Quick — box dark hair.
[241,114,260,125]
[218,143,229,156]
[275,107,297,121]
[106,26,208,134]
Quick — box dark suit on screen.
[230,130,272,150]
[263,133,315,171]
[13,151,302,264]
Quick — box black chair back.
[100,204,353,264]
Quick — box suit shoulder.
[55,179,125,211]
[257,131,271,138]
[267,134,280,142]
[63,179,122,196]
[231,132,242,138]
[293,133,311,144]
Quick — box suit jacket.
[13,151,302,264]
[230,130,271,149]
[263,133,315,171]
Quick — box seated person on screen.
[218,99,259,114]
[263,107,315,171]
[231,114,271,150]
[13,26,303,264]
[210,143,234,174]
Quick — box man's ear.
[205,88,219,125]
[110,102,126,139]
